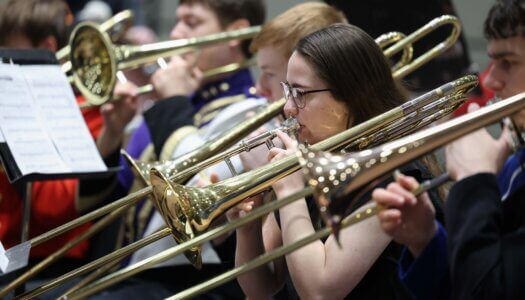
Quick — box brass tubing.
[63,76,476,298]
[58,258,122,299]
[12,97,285,253]
[0,205,129,297]
[58,10,134,69]
[166,92,525,299]
[16,227,171,299]
[388,15,461,79]
[78,59,256,109]
[66,187,314,300]
[28,187,150,247]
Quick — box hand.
[268,130,304,197]
[446,103,511,181]
[372,173,437,257]
[151,55,203,99]
[194,172,219,188]
[97,82,139,157]
[239,125,284,172]
[226,194,264,222]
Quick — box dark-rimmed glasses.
[280,81,331,109]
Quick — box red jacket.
[0,95,102,259]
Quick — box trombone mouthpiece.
[281,117,299,136]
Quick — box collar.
[191,68,256,113]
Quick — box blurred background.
[0,0,493,77]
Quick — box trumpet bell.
[150,169,202,269]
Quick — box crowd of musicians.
[0,0,524,299]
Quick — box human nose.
[283,96,298,117]
[170,23,187,40]
[483,63,504,93]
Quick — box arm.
[372,173,446,300]
[444,105,521,298]
[235,210,287,299]
[446,173,525,299]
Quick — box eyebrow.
[287,81,308,89]
[488,50,518,59]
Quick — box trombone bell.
[150,169,202,269]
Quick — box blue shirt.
[498,148,525,201]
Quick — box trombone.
[9,14,461,298]
[163,91,525,300]
[59,10,135,73]
[67,22,261,107]
[16,75,476,300]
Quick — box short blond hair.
[250,2,347,58]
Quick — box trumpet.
[14,76,475,300]
[162,91,525,300]
[10,15,462,298]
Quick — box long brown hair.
[295,23,407,126]
[296,24,445,216]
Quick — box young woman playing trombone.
[231,23,442,299]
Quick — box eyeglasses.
[280,81,331,109]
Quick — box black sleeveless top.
[274,160,443,299]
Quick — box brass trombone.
[9,15,461,298]
[15,75,476,300]
[58,9,135,73]
[67,22,261,107]
[11,16,439,255]
[162,91,525,300]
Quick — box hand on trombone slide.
[446,103,512,181]
[372,172,439,258]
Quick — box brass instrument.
[146,76,474,263]
[68,14,458,108]
[58,10,134,73]
[77,58,257,109]
[15,76,475,300]
[68,22,261,107]
[375,31,413,73]
[11,15,462,298]
[69,80,525,300]
[0,98,285,298]
[384,15,460,79]
[124,116,299,188]
[21,18,436,251]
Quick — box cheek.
[270,80,283,99]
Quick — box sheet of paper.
[22,65,107,172]
[0,64,68,174]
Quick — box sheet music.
[22,65,106,172]
[0,63,107,176]
[0,64,68,174]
